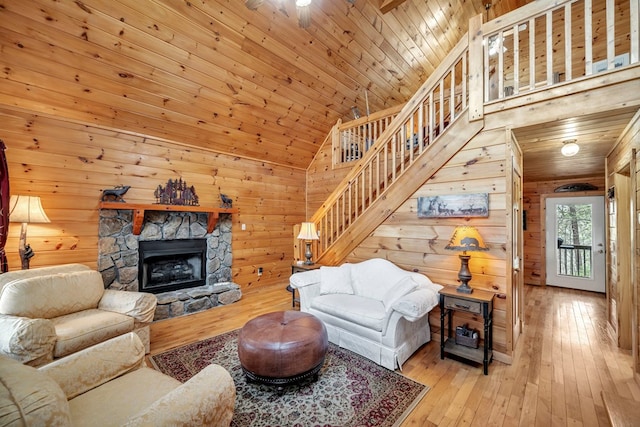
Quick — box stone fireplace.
[98,209,241,320]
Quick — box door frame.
[507,130,524,354]
[539,190,605,289]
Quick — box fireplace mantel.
[99,202,238,235]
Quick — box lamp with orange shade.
[445,226,489,294]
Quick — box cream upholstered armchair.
[0,332,236,426]
[0,264,157,366]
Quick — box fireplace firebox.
[139,239,207,294]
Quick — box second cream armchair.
[0,332,236,426]
[0,264,156,366]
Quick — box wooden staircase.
[306,0,640,266]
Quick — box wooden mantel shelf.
[99,202,238,235]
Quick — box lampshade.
[445,226,488,252]
[561,140,579,157]
[297,222,319,240]
[9,195,50,224]
[295,0,311,6]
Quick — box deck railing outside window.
[558,244,592,277]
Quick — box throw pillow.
[319,265,354,295]
[382,276,419,309]
[391,288,440,320]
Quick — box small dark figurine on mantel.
[101,185,130,202]
[220,193,233,208]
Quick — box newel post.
[468,14,484,122]
[331,119,342,166]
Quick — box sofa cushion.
[51,309,134,358]
[41,332,146,400]
[319,264,354,295]
[350,258,413,300]
[311,294,386,332]
[68,367,180,427]
[0,270,105,319]
[0,355,72,426]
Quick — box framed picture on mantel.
[417,193,489,218]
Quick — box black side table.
[287,263,322,307]
[439,286,494,375]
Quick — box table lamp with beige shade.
[9,195,50,269]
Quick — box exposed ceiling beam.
[379,0,408,14]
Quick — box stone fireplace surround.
[98,209,241,321]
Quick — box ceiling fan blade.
[245,0,264,10]
[297,5,311,28]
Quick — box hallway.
[402,284,638,426]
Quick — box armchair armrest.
[0,314,56,365]
[391,288,440,321]
[99,290,157,323]
[40,332,145,399]
[289,270,321,312]
[123,364,236,427]
[289,269,321,289]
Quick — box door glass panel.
[555,203,592,278]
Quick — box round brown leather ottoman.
[237,311,328,390]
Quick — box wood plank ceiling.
[0,0,527,170]
[3,0,631,183]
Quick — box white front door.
[545,196,605,293]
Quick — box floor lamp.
[9,195,50,270]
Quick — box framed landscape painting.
[417,193,489,218]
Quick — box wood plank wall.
[305,128,351,216]
[0,106,306,289]
[522,176,605,286]
[606,111,640,376]
[340,128,512,357]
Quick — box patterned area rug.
[150,329,429,427]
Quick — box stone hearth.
[98,209,241,321]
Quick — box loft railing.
[483,0,639,102]
[305,0,638,261]
[333,104,403,166]
[310,36,470,254]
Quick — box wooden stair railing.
[309,34,473,263]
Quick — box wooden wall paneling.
[1,108,305,291]
[306,130,351,215]
[345,127,513,358]
[0,1,329,168]
[606,109,640,374]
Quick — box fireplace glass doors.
[139,239,207,294]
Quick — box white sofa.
[0,332,235,426]
[0,264,157,367]
[289,258,442,370]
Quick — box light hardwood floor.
[149,283,639,426]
